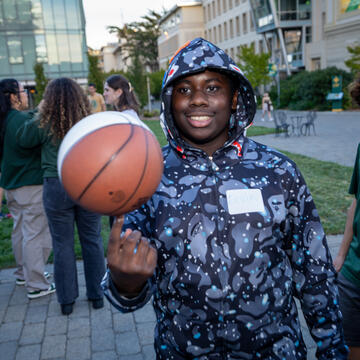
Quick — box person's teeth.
[190,116,210,121]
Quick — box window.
[209,28,212,42]
[259,39,264,53]
[218,24,222,42]
[35,34,48,63]
[230,47,234,58]
[250,12,254,31]
[229,19,234,38]
[229,0,233,10]
[3,0,16,21]
[217,0,221,14]
[205,29,208,39]
[306,26,312,43]
[204,7,207,22]
[242,13,247,34]
[207,4,211,21]
[212,1,216,17]
[235,0,239,5]
[8,36,23,64]
[213,26,217,42]
[236,16,240,36]
[311,58,321,70]
[223,0,227,12]
[224,22,228,40]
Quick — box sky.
[82,0,178,49]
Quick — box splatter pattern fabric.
[102,38,347,359]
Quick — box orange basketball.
[57,111,163,216]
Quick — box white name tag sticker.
[226,189,265,215]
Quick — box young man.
[102,38,348,359]
[333,73,360,360]
[87,83,106,113]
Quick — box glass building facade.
[0,0,88,83]
[249,0,312,73]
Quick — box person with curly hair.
[0,78,54,299]
[334,73,360,359]
[17,78,105,315]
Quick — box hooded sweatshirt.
[103,38,347,359]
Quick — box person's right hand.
[333,254,345,272]
[107,216,157,297]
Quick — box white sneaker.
[269,118,273,121]
[16,271,51,286]
[261,118,265,121]
[27,283,56,299]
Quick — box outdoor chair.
[300,111,317,136]
[273,111,290,137]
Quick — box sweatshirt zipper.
[208,155,226,357]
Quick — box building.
[306,0,360,71]
[202,0,263,61]
[158,1,205,69]
[0,0,88,87]
[248,0,312,76]
[99,39,131,73]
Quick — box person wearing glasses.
[0,78,55,299]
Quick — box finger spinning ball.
[57,111,163,215]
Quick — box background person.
[103,74,140,228]
[17,78,105,315]
[102,38,348,359]
[0,78,54,299]
[261,92,273,121]
[334,73,360,359]
[88,83,106,113]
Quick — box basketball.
[57,111,164,216]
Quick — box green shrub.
[270,67,353,110]
[142,109,160,118]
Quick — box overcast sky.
[82,0,177,49]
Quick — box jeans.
[43,177,105,305]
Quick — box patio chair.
[300,111,317,136]
[273,111,290,137]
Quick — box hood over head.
[160,37,256,152]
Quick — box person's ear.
[231,90,238,111]
[10,93,20,108]
[115,88,123,98]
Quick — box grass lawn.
[0,120,352,269]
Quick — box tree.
[345,44,360,74]
[87,53,104,93]
[108,10,162,72]
[236,44,272,92]
[149,69,165,100]
[127,54,147,107]
[33,62,48,105]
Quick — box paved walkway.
[0,110,357,359]
[252,110,360,167]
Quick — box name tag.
[226,189,265,215]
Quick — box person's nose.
[190,89,208,107]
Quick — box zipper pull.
[209,156,219,171]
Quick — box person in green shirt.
[17,78,105,316]
[0,78,55,299]
[334,73,360,359]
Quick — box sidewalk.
[252,110,360,167]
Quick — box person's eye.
[207,85,219,93]
[177,87,190,94]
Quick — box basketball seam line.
[77,124,135,202]
[111,126,150,214]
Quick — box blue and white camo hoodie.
[103,38,348,359]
